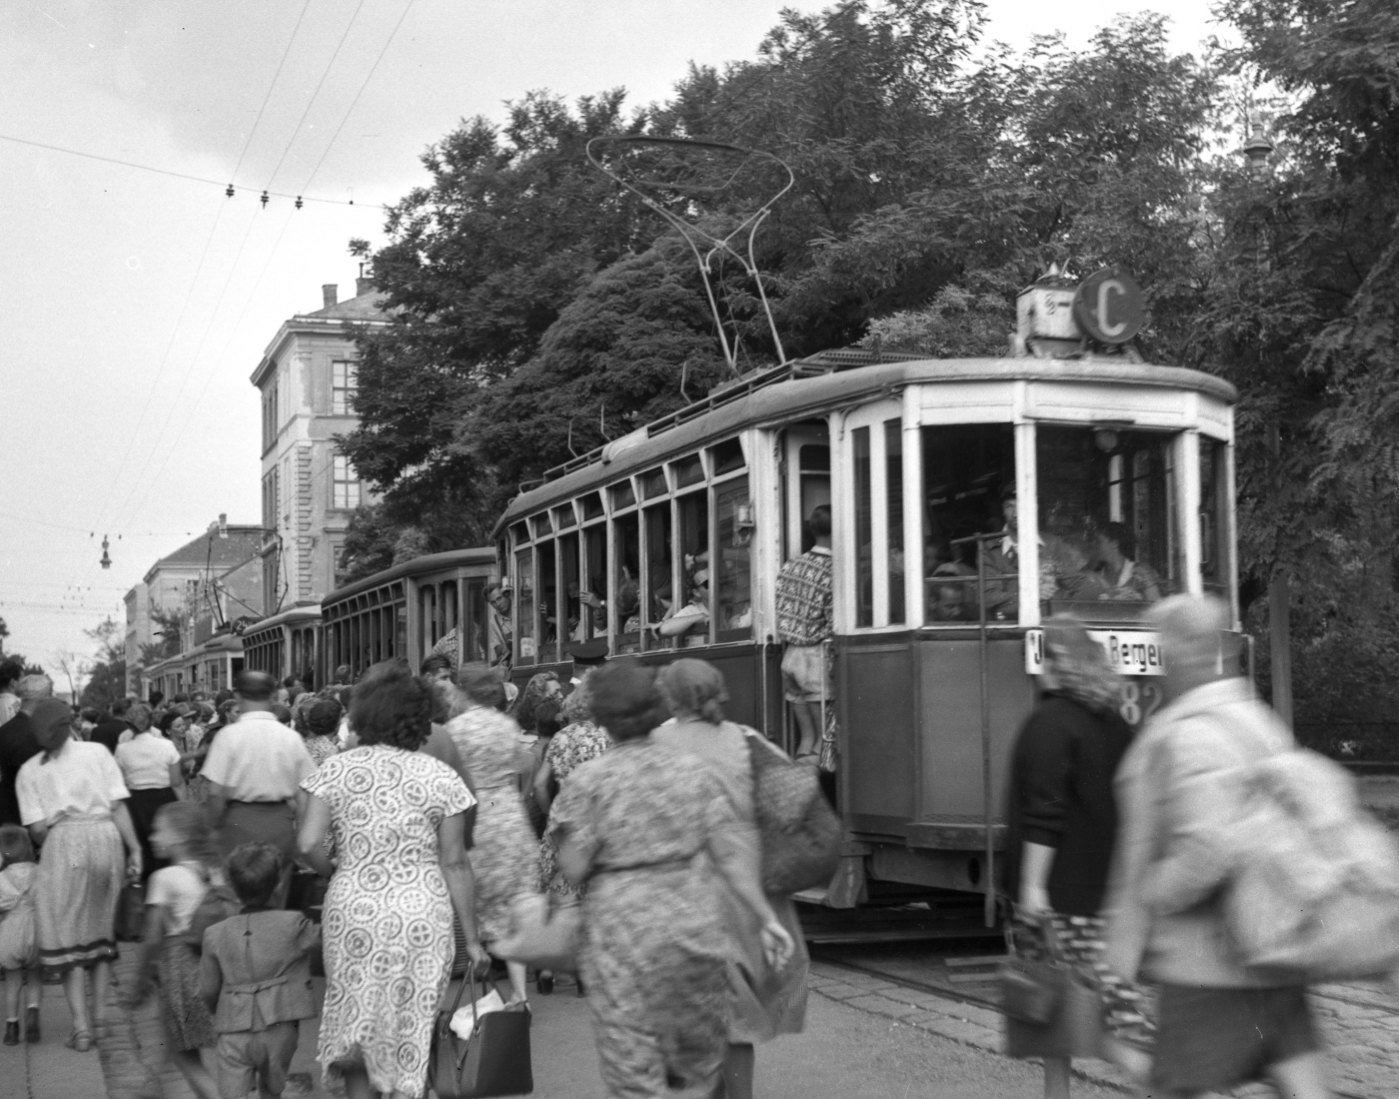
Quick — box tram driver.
[485,581,513,668]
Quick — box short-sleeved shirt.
[774,546,833,646]
[201,711,314,801]
[115,731,182,790]
[16,739,130,827]
[147,861,208,936]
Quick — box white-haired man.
[1103,595,1328,1099]
[0,674,52,826]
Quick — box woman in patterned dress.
[1003,615,1151,1098]
[550,659,794,1099]
[297,662,487,1099]
[654,659,810,1099]
[444,663,538,1006]
[533,674,610,993]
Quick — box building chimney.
[356,275,375,297]
[322,283,338,309]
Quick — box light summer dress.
[301,745,474,1098]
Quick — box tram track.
[813,940,1393,1099]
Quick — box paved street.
[6,950,1395,1098]
[0,952,1131,1099]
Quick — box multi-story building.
[124,518,264,693]
[251,278,388,614]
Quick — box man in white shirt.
[203,671,314,903]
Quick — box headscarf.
[291,691,319,735]
[561,673,594,726]
[30,698,76,754]
[656,659,728,725]
[514,672,559,733]
[1040,615,1122,714]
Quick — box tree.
[78,615,126,712]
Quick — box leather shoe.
[3,1020,18,1046]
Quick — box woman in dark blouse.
[1003,614,1148,1098]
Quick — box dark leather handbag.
[429,974,533,1099]
[1000,918,1103,1059]
[115,882,146,942]
[746,729,842,895]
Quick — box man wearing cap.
[203,671,314,897]
[0,675,52,826]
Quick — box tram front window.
[1036,426,1180,620]
[922,424,1016,623]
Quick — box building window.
[261,381,279,452]
[261,468,279,531]
[332,454,362,510]
[332,360,358,415]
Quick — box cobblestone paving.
[809,961,1399,1099]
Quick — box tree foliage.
[342,0,1399,729]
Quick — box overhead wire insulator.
[260,190,269,208]
[225,183,235,198]
[294,196,303,210]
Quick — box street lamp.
[1243,120,1274,174]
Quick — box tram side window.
[669,490,711,647]
[1036,426,1179,619]
[922,424,1016,624]
[583,524,607,642]
[537,539,558,662]
[715,478,753,638]
[613,513,641,653]
[853,427,874,628]
[1200,437,1228,598]
[515,547,536,663]
[642,503,674,647]
[885,419,905,625]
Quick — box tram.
[145,632,245,699]
[240,605,323,686]
[319,548,497,681]
[492,303,1238,917]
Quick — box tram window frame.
[515,545,536,664]
[673,487,712,648]
[1199,435,1229,599]
[713,474,753,641]
[921,422,1018,628]
[1035,424,1182,621]
[612,511,642,654]
[580,492,605,522]
[537,539,559,664]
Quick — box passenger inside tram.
[656,568,710,643]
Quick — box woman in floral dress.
[535,675,610,901]
[551,659,793,1098]
[298,662,487,1099]
[445,663,538,1006]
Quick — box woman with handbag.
[550,658,794,1099]
[1003,615,1150,1098]
[654,659,809,1099]
[297,661,489,1099]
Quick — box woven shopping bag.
[428,972,533,1098]
[1000,917,1103,1060]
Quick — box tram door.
[778,423,831,754]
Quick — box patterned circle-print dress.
[301,745,474,1098]
[537,720,611,899]
[445,704,537,942]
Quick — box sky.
[0,0,1220,682]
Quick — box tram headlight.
[1094,428,1119,453]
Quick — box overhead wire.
[296,0,414,197]
[0,133,375,207]
[262,0,368,194]
[230,0,315,185]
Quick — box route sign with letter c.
[1073,268,1143,344]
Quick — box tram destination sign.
[1025,628,1166,676]
[1072,267,1144,344]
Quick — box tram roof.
[495,352,1238,532]
[243,605,322,638]
[320,546,496,607]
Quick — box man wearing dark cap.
[203,671,314,900]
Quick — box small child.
[199,842,320,1099]
[0,824,40,1045]
[127,801,223,1099]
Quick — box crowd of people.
[0,584,1342,1099]
[0,647,816,1099]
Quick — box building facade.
[251,279,387,615]
[124,519,264,693]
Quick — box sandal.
[65,1029,93,1052]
